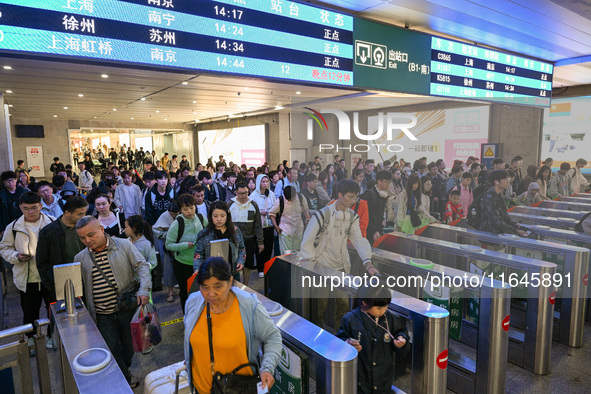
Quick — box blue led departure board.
[430,37,553,107]
[0,0,354,86]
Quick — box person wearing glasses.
[228,182,263,286]
[0,192,56,351]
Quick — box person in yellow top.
[183,257,282,393]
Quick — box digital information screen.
[353,19,554,107]
[0,0,354,86]
[430,37,553,107]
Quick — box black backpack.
[574,212,591,233]
[467,184,490,229]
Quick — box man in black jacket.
[36,197,88,301]
[478,170,526,236]
[361,170,392,244]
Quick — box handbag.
[206,303,260,394]
[89,251,140,311]
[409,209,421,227]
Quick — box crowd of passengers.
[0,150,588,392]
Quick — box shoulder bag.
[206,303,260,394]
[89,251,139,311]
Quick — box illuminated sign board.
[0,0,354,86]
[353,19,553,107]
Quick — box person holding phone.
[0,192,56,351]
[337,284,409,394]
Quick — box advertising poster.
[198,125,266,167]
[368,106,489,168]
[26,146,44,178]
[541,97,591,173]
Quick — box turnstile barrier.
[265,253,451,394]
[420,223,589,348]
[537,200,591,211]
[376,232,556,375]
[509,212,578,230]
[509,206,585,220]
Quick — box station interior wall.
[5,117,191,178]
[290,101,544,170]
[192,113,290,169]
[0,100,555,177]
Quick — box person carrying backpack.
[269,185,309,255]
[165,194,207,313]
[476,170,526,236]
[300,180,377,328]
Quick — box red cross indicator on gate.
[549,291,556,305]
[436,349,448,369]
[502,315,510,332]
[583,273,588,286]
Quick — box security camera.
[237,92,241,96]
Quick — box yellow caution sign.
[484,147,494,157]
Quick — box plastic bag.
[130,304,163,353]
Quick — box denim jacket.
[193,227,246,271]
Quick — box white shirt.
[196,203,208,218]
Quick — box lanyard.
[362,310,393,340]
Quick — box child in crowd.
[445,190,465,224]
[337,285,409,394]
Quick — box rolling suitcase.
[143,361,190,394]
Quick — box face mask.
[377,189,389,198]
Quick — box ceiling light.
[78,94,84,97]
[131,117,134,120]
[245,87,250,90]
[193,112,197,115]
[164,118,168,120]
[192,101,197,104]
[53,115,58,117]
[101,74,109,78]
[141,97,146,101]
[296,91,301,95]
[131,131,135,133]
[156,110,160,113]
[113,108,117,111]
[8,104,13,107]
[94,116,97,118]
[3,66,12,70]
[64,107,68,109]
[275,105,284,110]
[182,82,188,85]
[5,90,12,93]
[194,119,200,122]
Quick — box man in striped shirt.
[75,216,151,388]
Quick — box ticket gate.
[420,223,589,347]
[537,200,591,211]
[509,212,578,230]
[515,225,591,322]
[510,206,586,220]
[376,232,556,375]
[558,197,591,204]
[573,193,591,199]
[236,282,359,394]
[265,253,450,394]
[349,248,510,394]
